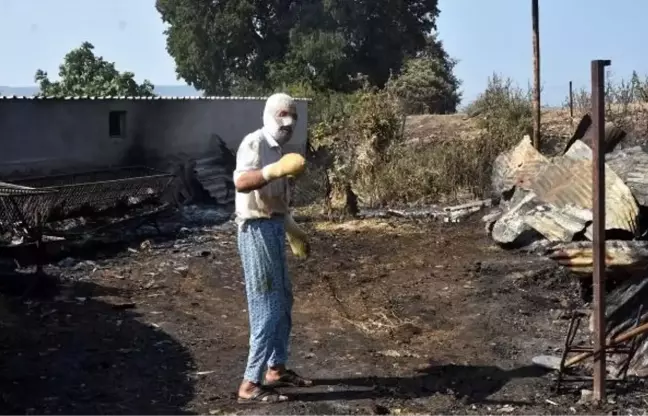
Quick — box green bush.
[386,56,461,115]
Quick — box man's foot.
[265,368,314,387]
[238,381,289,404]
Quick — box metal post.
[591,58,611,403]
[569,81,574,119]
[532,0,541,149]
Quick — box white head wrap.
[262,93,297,146]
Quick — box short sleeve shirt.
[233,128,289,224]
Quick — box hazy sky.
[0,0,644,106]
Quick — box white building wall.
[0,97,309,179]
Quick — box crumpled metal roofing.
[562,139,648,208]
[193,156,235,205]
[528,154,639,235]
[490,189,538,244]
[563,139,595,161]
[606,146,648,207]
[522,203,592,243]
[0,95,311,101]
[547,240,648,276]
[491,135,549,195]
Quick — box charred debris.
[484,114,648,377]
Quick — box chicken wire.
[291,165,330,207]
[0,166,174,232]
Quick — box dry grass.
[294,74,648,212]
[341,310,417,336]
[311,219,419,233]
[405,108,576,147]
[404,113,482,144]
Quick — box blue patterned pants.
[238,217,293,384]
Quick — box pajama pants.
[238,217,293,384]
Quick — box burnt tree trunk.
[344,182,359,218]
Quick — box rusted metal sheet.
[547,240,648,277]
[562,114,627,155]
[491,135,549,196]
[528,156,639,236]
[560,140,648,208]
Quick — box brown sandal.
[265,369,314,387]
[237,386,289,404]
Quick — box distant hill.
[0,84,203,97]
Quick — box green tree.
[155,0,444,94]
[386,35,462,114]
[35,42,155,97]
[267,30,351,92]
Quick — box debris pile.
[484,114,648,376]
[484,115,648,267]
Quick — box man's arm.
[233,136,306,193]
[235,170,268,193]
[233,136,266,193]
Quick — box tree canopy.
[155,0,448,95]
[35,42,155,97]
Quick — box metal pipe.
[532,0,541,149]
[569,81,574,119]
[591,58,611,403]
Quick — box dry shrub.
[296,74,536,209]
[297,71,648,211]
[465,73,532,145]
[303,81,404,210]
[565,71,648,146]
[365,74,532,205]
[369,134,518,205]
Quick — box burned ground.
[0,215,646,414]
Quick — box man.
[233,93,313,404]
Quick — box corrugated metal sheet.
[563,139,594,161]
[193,157,235,205]
[529,156,639,235]
[547,240,648,276]
[606,146,648,207]
[491,135,549,195]
[0,95,310,101]
[490,189,539,244]
[522,204,591,242]
[561,140,648,207]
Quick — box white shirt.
[233,128,289,224]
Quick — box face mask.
[263,93,298,146]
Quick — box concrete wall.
[0,98,308,178]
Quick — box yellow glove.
[261,153,306,181]
[285,214,310,259]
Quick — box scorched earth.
[0,215,645,415]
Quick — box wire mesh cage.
[0,166,174,232]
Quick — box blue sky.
[0,0,644,106]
